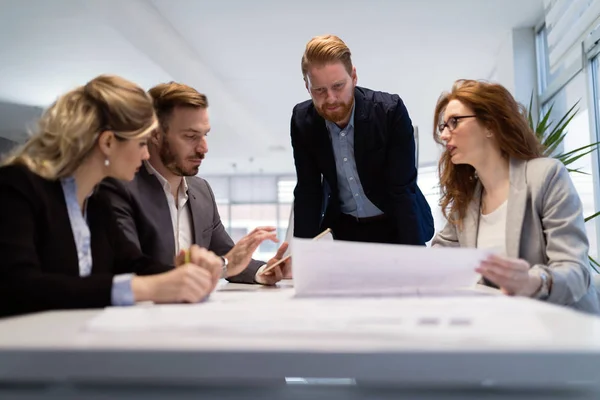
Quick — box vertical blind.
[544,0,600,76]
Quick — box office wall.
[488,27,539,117]
[0,101,42,143]
[0,136,17,160]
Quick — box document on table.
[292,238,491,297]
[85,293,552,346]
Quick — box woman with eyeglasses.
[0,75,224,317]
[432,79,599,314]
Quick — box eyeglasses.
[437,115,477,136]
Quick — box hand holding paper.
[258,228,333,277]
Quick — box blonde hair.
[2,74,157,180]
[148,82,208,133]
[301,34,353,79]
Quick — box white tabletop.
[1,281,600,399]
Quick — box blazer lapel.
[462,182,482,248]
[186,180,206,244]
[311,109,338,188]
[353,88,368,176]
[55,182,82,275]
[505,158,528,258]
[137,166,176,257]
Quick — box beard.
[315,97,354,126]
[158,138,205,177]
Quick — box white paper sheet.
[292,238,490,297]
[85,290,551,345]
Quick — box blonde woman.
[0,75,226,317]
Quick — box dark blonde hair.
[148,82,208,133]
[301,34,353,79]
[434,79,544,226]
[2,75,157,179]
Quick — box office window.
[278,202,293,240]
[216,202,230,232]
[542,72,597,258]
[535,25,550,95]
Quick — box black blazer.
[96,166,262,284]
[291,86,434,245]
[0,165,169,318]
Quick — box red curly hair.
[434,80,544,226]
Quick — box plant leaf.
[558,147,596,167]
[556,142,600,159]
[585,211,600,222]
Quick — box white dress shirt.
[144,161,192,255]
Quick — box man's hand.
[255,242,292,285]
[224,226,278,277]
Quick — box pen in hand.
[260,228,332,274]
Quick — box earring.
[486,131,493,138]
[104,159,110,167]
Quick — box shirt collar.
[60,176,97,200]
[144,160,189,194]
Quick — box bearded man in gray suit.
[97,82,289,286]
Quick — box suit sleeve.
[431,220,460,248]
[385,98,432,245]
[202,181,263,284]
[534,162,592,306]
[0,174,113,317]
[291,109,323,238]
[96,178,142,251]
[97,196,171,277]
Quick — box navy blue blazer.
[291,86,434,245]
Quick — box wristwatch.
[220,256,229,279]
[532,268,552,300]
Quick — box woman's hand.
[476,254,542,297]
[131,264,214,304]
[134,246,225,303]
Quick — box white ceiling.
[0,0,544,175]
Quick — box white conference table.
[1,280,600,400]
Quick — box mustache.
[190,153,205,160]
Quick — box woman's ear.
[97,130,115,156]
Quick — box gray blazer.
[96,165,263,284]
[432,157,600,314]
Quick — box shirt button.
[341,132,346,137]
[354,193,359,197]
[343,157,348,162]
[349,177,354,181]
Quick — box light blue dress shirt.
[326,104,383,218]
[61,177,134,306]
